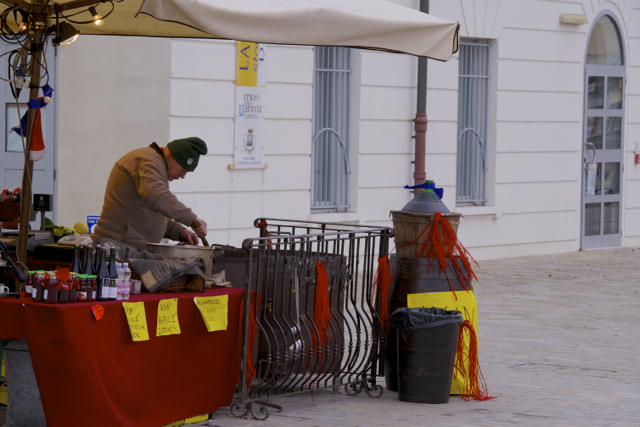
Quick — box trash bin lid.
[390,307,462,331]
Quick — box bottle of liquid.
[78,245,85,273]
[115,262,123,300]
[401,180,451,214]
[121,264,130,300]
[82,245,93,276]
[96,248,109,301]
[108,248,119,301]
[93,245,102,274]
[123,262,132,299]
[88,275,98,302]
[70,245,81,273]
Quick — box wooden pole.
[17,0,46,284]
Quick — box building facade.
[10,0,636,260]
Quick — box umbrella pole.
[16,0,46,286]
[413,0,429,197]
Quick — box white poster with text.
[234,86,265,169]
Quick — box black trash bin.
[390,307,463,404]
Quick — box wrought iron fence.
[231,218,394,420]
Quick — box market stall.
[0,0,460,424]
[0,287,247,427]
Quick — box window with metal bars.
[311,47,351,212]
[456,39,490,205]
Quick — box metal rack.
[231,218,394,420]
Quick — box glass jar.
[32,271,46,302]
[77,274,88,302]
[44,271,59,304]
[58,275,71,304]
[25,271,36,295]
[68,272,78,303]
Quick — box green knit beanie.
[167,137,208,171]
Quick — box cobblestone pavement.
[195,247,640,427]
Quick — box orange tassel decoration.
[372,256,392,335]
[455,320,495,401]
[258,220,273,250]
[313,261,331,362]
[419,212,478,298]
[239,297,257,389]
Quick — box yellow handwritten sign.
[194,295,229,332]
[236,41,259,87]
[156,298,181,337]
[122,302,149,342]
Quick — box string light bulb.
[88,6,104,26]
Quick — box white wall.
[167,40,314,246]
[57,36,171,227]
[624,2,640,247]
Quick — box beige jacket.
[91,144,198,250]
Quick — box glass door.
[581,15,625,249]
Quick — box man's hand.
[192,218,208,237]
[179,228,199,245]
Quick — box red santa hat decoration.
[11,84,54,161]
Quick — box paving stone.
[198,248,640,427]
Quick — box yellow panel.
[163,413,209,426]
[407,290,478,395]
[236,41,259,87]
[0,381,7,406]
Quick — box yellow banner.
[122,302,150,342]
[407,290,478,395]
[236,41,259,87]
[162,414,209,427]
[157,298,181,337]
[194,295,229,332]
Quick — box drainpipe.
[412,0,429,197]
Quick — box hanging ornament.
[11,85,55,161]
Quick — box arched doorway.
[581,14,625,249]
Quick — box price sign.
[122,302,150,342]
[156,298,181,337]
[194,295,228,332]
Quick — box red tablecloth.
[0,295,27,338]
[0,288,246,427]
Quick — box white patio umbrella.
[73,0,459,60]
[140,0,458,59]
